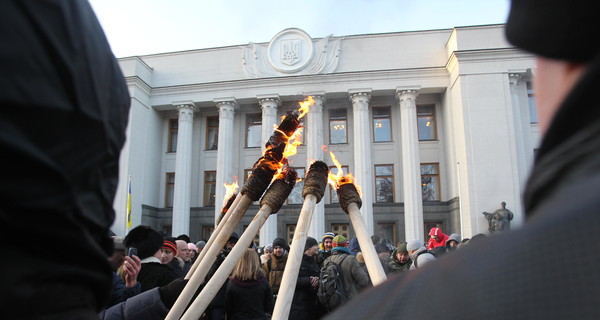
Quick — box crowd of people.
[102,225,478,319]
[4,0,600,318]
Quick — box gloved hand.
[159,278,188,309]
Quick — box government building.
[112,24,538,246]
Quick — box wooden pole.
[180,205,273,320]
[347,202,387,285]
[165,195,252,320]
[185,193,242,279]
[271,194,318,320]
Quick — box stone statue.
[482,202,514,233]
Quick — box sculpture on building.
[482,202,514,233]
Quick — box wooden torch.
[271,161,329,320]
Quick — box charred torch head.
[337,180,362,214]
[260,169,298,214]
[302,161,330,203]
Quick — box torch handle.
[347,202,387,286]
[185,193,243,280]
[271,194,318,320]
[166,195,252,320]
[181,205,273,320]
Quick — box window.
[329,165,348,204]
[417,105,437,141]
[372,107,392,142]
[204,171,216,207]
[287,167,305,204]
[165,172,175,208]
[527,82,538,123]
[329,109,347,144]
[375,165,394,203]
[168,119,178,152]
[286,224,296,245]
[421,163,440,201]
[206,116,219,150]
[376,222,396,245]
[331,223,350,239]
[246,113,262,148]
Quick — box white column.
[258,95,280,246]
[349,89,374,235]
[172,102,197,237]
[214,98,237,226]
[397,89,424,242]
[508,73,526,227]
[305,93,326,238]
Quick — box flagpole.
[126,174,132,233]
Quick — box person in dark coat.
[226,248,274,320]
[387,242,411,274]
[124,226,177,292]
[0,1,130,318]
[289,237,321,320]
[325,1,600,319]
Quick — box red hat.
[162,239,177,255]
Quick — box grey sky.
[89,0,510,58]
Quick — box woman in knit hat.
[160,238,177,265]
[322,235,370,305]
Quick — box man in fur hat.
[124,226,177,292]
[326,0,600,318]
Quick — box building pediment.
[242,28,341,78]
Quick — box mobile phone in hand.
[128,247,138,258]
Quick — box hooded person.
[326,1,600,318]
[124,226,177,292]
[0,1,131,318]
[426,227,449,250]
[445,233,461,251]
[349,237,361,256]
[388,242,412,273]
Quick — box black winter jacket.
[225,275,274,320]
[289,254,321,320]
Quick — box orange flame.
[282,127,303,159]
[223,178,239,206]
[298,96,314,119]
[326,149,361,195]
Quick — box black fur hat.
[506,0,600,62]
[124,225,164,259]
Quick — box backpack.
[317,254,348,311]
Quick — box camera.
[128,247,138,258]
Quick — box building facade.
[112,24,539,246]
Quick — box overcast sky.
[88,0,511,58]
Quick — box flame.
[297,96,314,119]
[326,150,361,196]
[282,127,303,159]
[223,178,239,206]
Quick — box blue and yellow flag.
[126,175,132,229]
